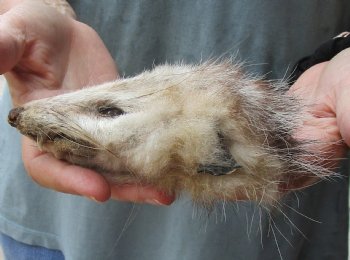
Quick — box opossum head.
[8,62,332,205]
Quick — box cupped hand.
[285,48,350,189]
[1,0,174,204]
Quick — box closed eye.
[97,106,124,117]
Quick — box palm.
[1,1,174,204]
[1,1,117,106]
[289,50,350,169]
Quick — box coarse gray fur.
[8,60,335,206]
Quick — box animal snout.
[8,107,24,127]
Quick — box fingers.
[22,137,175,205]
[111,185,175,206]
[22,137,112,202]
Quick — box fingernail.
[87,196,100,203]
[145,198,167,206]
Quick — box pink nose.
[8,107,24,127]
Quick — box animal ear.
[197,133,241,176]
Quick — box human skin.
[282,50,350,190]
[1,0,347,203]
[0,0,174,204]
[289,50,350,159]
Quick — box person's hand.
[286,48,350,189]
[1,0,174,204]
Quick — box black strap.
[290,32,350,84]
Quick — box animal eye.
[97,106,124,117]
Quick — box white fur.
[12,61,333,206]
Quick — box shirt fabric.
[0,1,349,259]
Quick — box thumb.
[335,85,350,147]
[0,14,25,74]
[322,48,350,147]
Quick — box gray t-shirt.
[0,1,349,259]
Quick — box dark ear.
[197,133,241,176]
